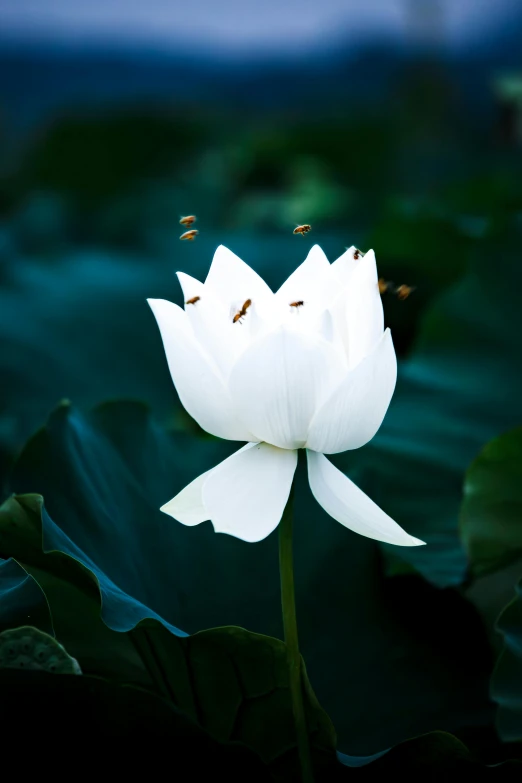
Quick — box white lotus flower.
[148,244,424,547]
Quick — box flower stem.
[279,488,315,783]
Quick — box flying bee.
[232,298,252,324]
[378,278,391,295]
[180,230,198,241]
[185,296,200,305]
[179,215,197,227]
[353,248,365,260]
[395,284,416,300]
[290,300,304,309]
[293,224,312,236]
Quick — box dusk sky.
[0,0,519,55]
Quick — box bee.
[378,278,391,295]
[353,248,365,260]
[293,224,312,236]
[185,296,200,305]
[180,230,198,241]
[395,284,416,300]
[179,215,197,227]
[232,298,252,324]
[290,300,304,309]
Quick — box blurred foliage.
[493,577,522,743]
[457,425,522,743]
[460,427,522,579]
[1,56,521,256]
[12,112,208,212]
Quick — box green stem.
[279,488,315,783]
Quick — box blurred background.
[1,0,522,462]
[1,0,522,755]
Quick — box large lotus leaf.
[338,231,522,587]
[3,401,494,754]
[0,495,336,779]
[491,578,522,742]
[460,427,522,579]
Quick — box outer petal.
[307,451,425,547]
[177,272,241,376]
[148,298,253,441]
[306,329,397,454]
[205,245,274,319]
[202,442,298,542]
[160,443,256,526]
[275,245,331,310]
[161,469,213,526]
[343,249,384,368]
[229,327,347,449]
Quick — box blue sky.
[0,0,519,55]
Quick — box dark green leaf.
[460,427,522,578]
[0,495,336,779]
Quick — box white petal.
[328,246,360,363]
[307,451,425,547]
[148,298,253,441]
[344,249,384,368]
[160,443,255,526]
[161,469,213,526]
[229,327,347,449]
[318,309,334,342]
[176,271,205,305]
[205,245,274,318]
[202,442,297,542]
[275,245,331,309]
[306,329,397,454]
[177,272,238,375]
[330,245,358,286]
